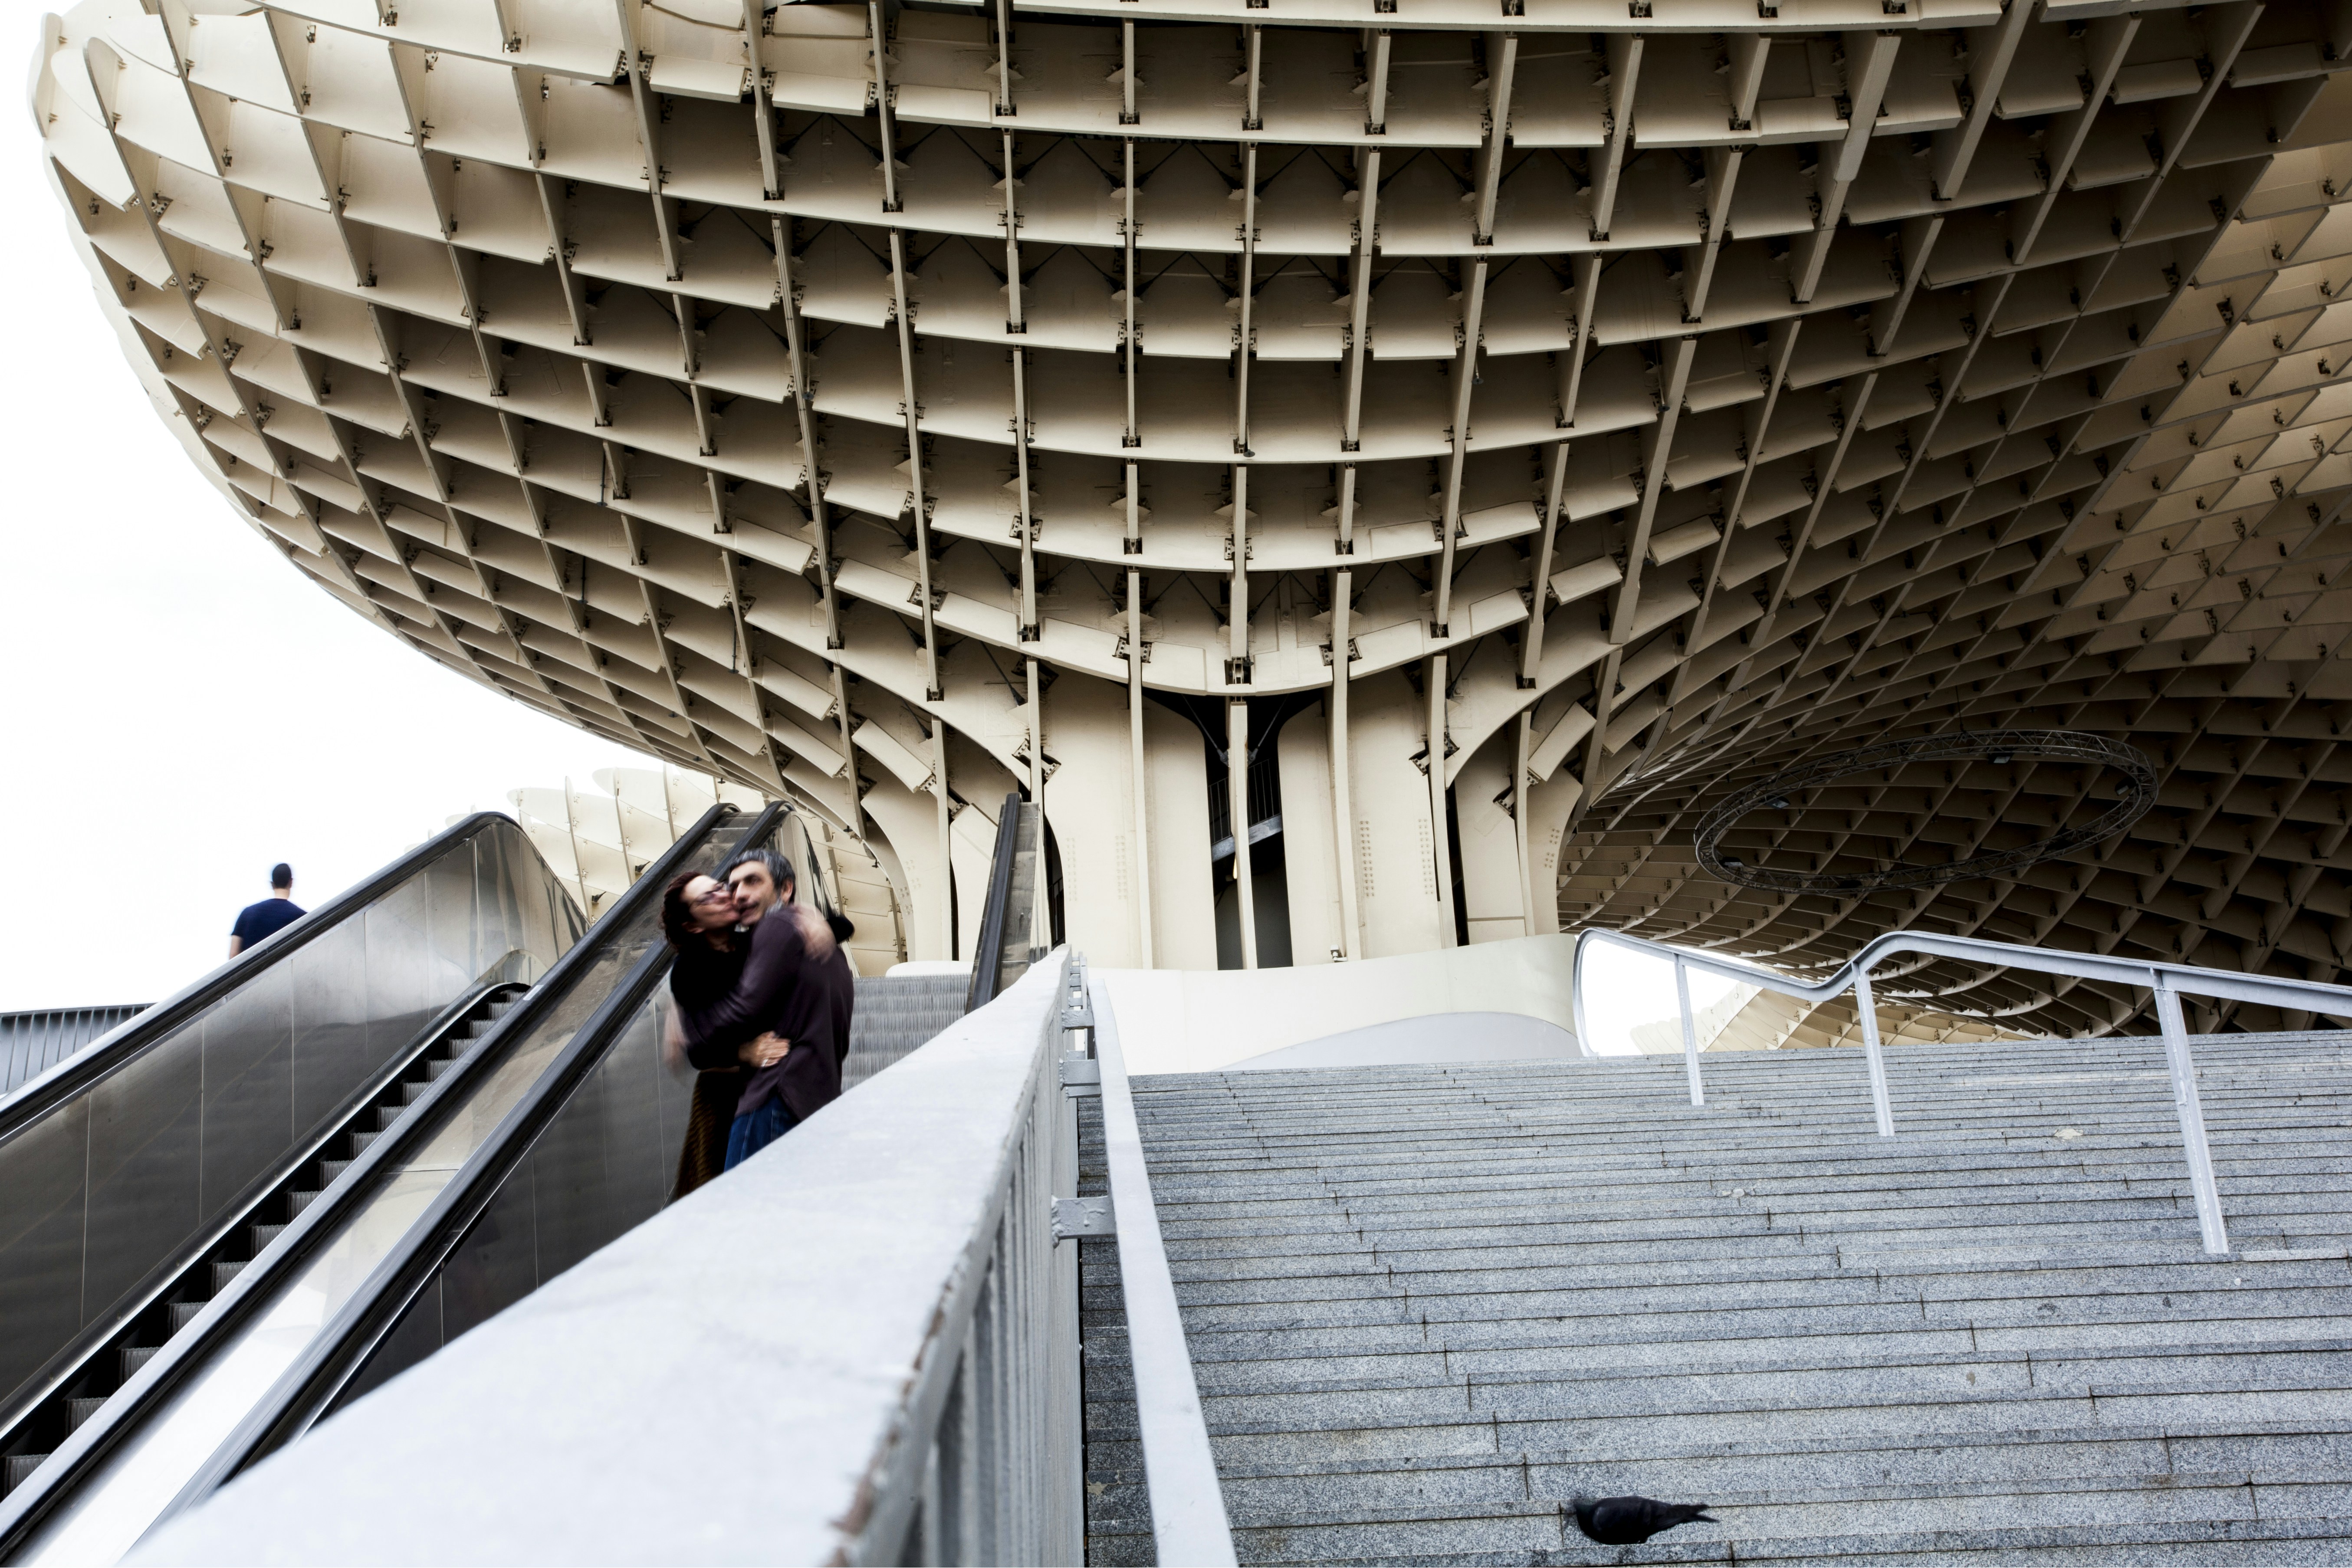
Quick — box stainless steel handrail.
[1071,957,1238,1567]
[1570,926,2352,1255]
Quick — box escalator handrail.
[0,804,738,1561]
[0,973,526,1457]
[963,791,1026,1015]
[174,803,789,1502]
[0,811,526,1142]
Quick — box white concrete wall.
[1100,932,1580,1076]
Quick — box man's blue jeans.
[723,1095,796,1171]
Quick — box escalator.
[0,981,526,1494]
[0,813,581,1498]
[0,799,817,1562]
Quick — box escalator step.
[400,1080,430,1104]
[289,1190,321,1216]
[168,1302,205,1333]
[320,1160,353,1183]
[374,1104,404,1131]
[211,1260,247,1293]
[5,1455,50,1494]
[351,1131,380,1154]
[423,1059,455,1080]
[65,1398,106,1433]
[249,1223,287,1253]
[120,1346,159,1381]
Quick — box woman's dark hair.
[660,871,716,951]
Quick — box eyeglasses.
[690,888,735,906]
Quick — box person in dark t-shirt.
[230,863,306,956]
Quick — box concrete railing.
[135,953,1087,1565]
[1572,927,2352,1256]
[1063,956,1237,1567]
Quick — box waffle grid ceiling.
[30,0,2352,1032]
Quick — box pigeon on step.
[1569,1494,1717,1545]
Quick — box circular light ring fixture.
[1695,730,2158,894]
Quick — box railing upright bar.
[1085,963,1240,1568]
[1851,966,1896,1137]
[2153,978,2230,1255]
[1674,956,1704,1106]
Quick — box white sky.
[0,84,1729,1041]
[0,104,662,1012]
[1575,945,1744,1055]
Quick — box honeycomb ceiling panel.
[30,0,2352,1028]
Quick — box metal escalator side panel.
[0,806,739,1567]
[0,815,581,1428]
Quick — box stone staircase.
[1082,1032,2352,1565]
[842,974,968,1092]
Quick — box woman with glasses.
[657,871,782,1200]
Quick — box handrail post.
[1674,955,1703,1106]
[1851,966,1895,1138]
[2153,976,2230,1255]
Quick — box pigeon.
[1569,1493,1717,1545]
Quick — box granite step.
[1079,1029,2352,1564]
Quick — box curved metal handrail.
[1569,926,2352,1256]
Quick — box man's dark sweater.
[683,904,853,1121]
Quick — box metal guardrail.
[1570,926,2352,1256]
[849,948,1083,1566]
[0,1006,148,1096]
[1063,956,1238,1567]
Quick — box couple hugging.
[660,848,856,1199]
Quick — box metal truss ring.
[1695,731,2159,894]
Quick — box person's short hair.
[659,871,711,951]
[270,863,293,889]
[719,848,795,898]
